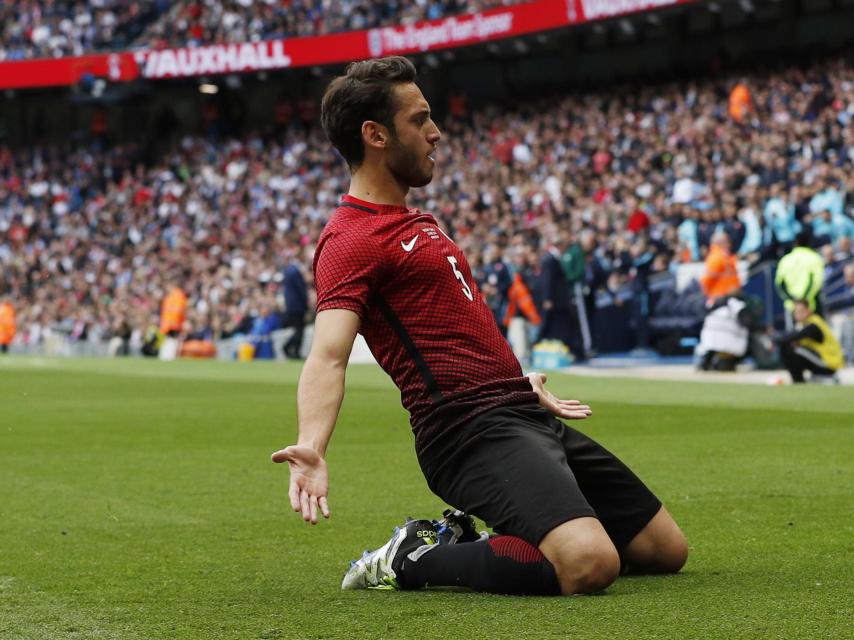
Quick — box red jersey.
[314,195,537,455]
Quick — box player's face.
[793,303,810,323]
[386,83,441,188]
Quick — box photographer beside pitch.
[272,56,687,595]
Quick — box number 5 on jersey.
[447,256,474,301]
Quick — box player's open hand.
[526,372,592,420]
[271,445,330,524]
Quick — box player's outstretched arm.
[526,372,592,420]
[271,309,360,524]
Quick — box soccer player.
[271,57,688,596]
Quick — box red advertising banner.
[0,0,695,90]
[0,51,139,90]
[134,0,571,80]
[135,29,369,80]
[365,0,571,58]
[573,0,694,21]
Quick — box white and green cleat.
[341,519,438,590]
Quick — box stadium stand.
[0,1,168,61]
[0,0,525,61]
[140,0,525,49]
[1,52,853,356]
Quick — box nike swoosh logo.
[401,235,419,252]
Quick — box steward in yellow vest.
[775,236,824,311]
[774,299,843,383]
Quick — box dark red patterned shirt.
[314,195,537,456]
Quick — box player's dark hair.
[321,56,417,170]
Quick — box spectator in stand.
[249,299,279,360]
[3,53,854,357]
[0,1,527,61]
[809,177,845,218]
[628,235,656,348]
[474,244,512,337]
[677,209,700,262]
[696,209,719,256]
[764,183,800,258]
[140,0,525,51]
[737,199,763,260]
[728,79,753,124]
[720,200,746,254]
[0,1,166,61]
[503,246,540,364]
[828,263,854,364]
[700,232,741,305]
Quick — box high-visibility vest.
[801,314,844,371]
[775,247,824,310]
[503,273,541,327]
[160,288,188,334]
[0,302,15,345]
[701,245,741,300]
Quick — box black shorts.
[418,404,662,549]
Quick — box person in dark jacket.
[581,230,618,354]
[560,230,590,359]
[282,260,308,359]
[533,243,575,352]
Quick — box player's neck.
[348,165,409,208]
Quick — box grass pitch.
[1,356,852,639]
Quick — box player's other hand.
[271,445,330,524]
[526,372,592,420]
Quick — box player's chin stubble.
[388,139,433,188]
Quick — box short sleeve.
[314,229,386,320]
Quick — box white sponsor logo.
[107,53,122,80]
[401,235,419,252]
[377,11,514,54]
[137,40,292,79]
[368,29,383,57]
[581,0,677,20]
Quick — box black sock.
[399,535,561,596]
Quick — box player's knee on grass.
[540,517,621,595]
[658,533,689,574]
[564,543,621,594]
[622,507,688,575]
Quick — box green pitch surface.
[2,357,852,640]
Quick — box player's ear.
[361,121,388,151]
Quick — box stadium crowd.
[0,0,524,61]
[1,55,854,359]
[0,1,167,61]
[141,0,524,49]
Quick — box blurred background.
[0,0,852,371]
